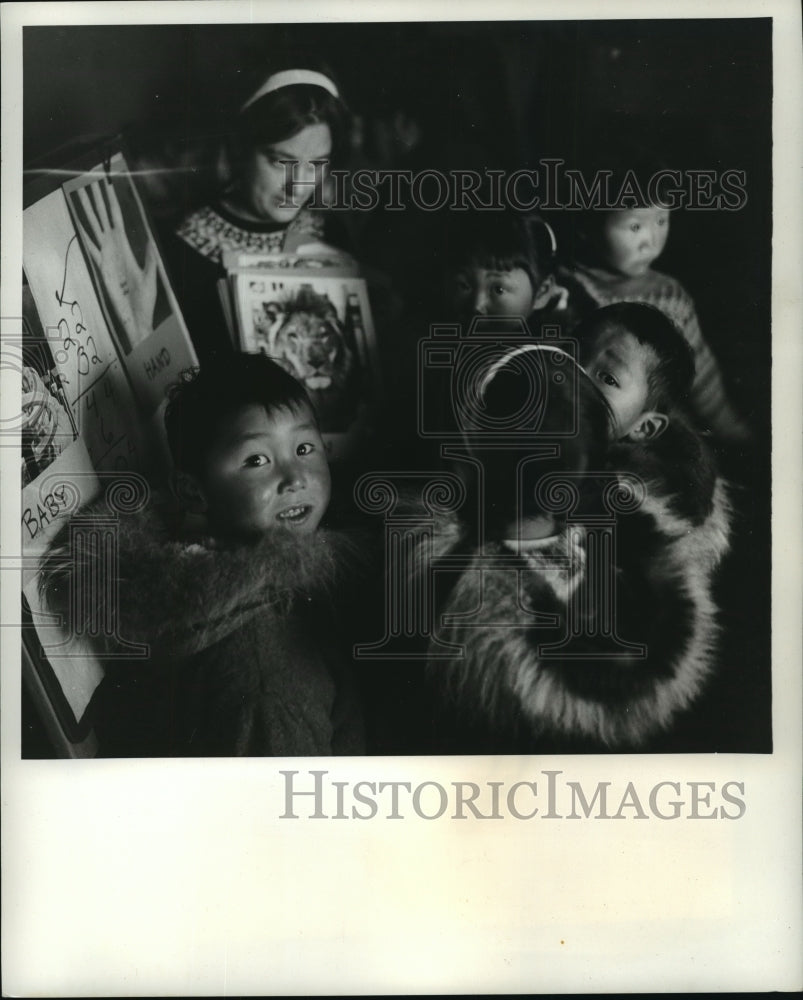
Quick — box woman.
[162,66,352,363]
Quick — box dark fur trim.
[423,478,732,748]
[40,496,359,661]
[607,418,719,526]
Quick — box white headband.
[241,69,340,112]
[540,219,558,257]
[479,344,583,398]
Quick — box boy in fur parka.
[419,336,731,753]
[41,354,364,757]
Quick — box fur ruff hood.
[40,495,358,662]
[422,477,732,749]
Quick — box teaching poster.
[20,144,198,744]
[62,152,198,414]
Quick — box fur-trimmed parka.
[420,443,732,752]
[40,497,365,757]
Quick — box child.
[41,353,364,757]
[389,210,575,471]
[161,65,352,363]
[577,301,724,526]
[444,210,571,332]
[415,342,732,752]
[557,147,748,442]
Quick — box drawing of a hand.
[76,180,157,352]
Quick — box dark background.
[24,19,772,430]
[23,19,773,754]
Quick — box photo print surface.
[17,18,773,759]
[2,5,800,999]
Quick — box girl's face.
[598,206,670,278]
[238,122,332,225]
[451,266,536,319]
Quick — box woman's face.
[239,122,332,224]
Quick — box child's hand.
[75,180,158,351]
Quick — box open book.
[218,242,381,460]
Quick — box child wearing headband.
[409,342,732,753]
[381,210,574,470]
[164,65,351,363]
[444,210,570,332]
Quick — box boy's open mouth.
[276,504,312,525]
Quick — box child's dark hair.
[564,136,670,258]
[446,211,558,290]
[164,352,312,475]
[575,135,669,215]
[228,64,351,174]
[476,346,613,530]
[576,302,695,411]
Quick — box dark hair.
[561,135,667,262]
[576,302,695,411]
[445,211,558,290]
[571,136,670,242]
[476,347,613,529]
[164,352,312,475]
[228,71,351,176]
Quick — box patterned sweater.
[557,262,748,441]
[160,202,327,363]
[176,202,325,265]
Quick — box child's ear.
[173,470,208,514]
[625,411,669,442]
[531,274,556,310]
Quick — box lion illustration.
[253,287,360,428]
